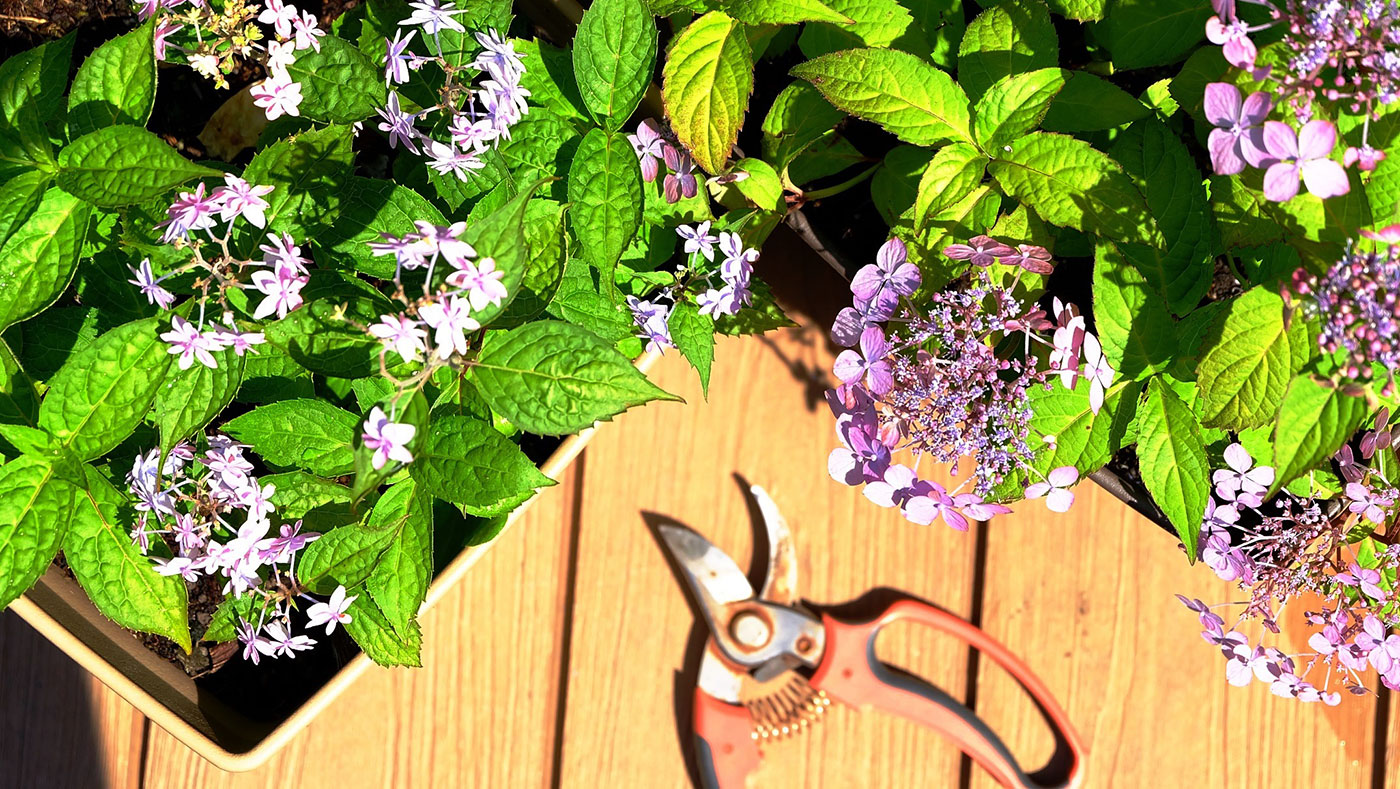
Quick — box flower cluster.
[364,219,506,365]
[1180,427,1400,705]
[824,235,1112,527]
[1208,0,1400,129]
[623,222,760,353]
[628,119,704,204]
[1291,227,1400,390]
[133,178,321,370]
[1202,82,1349,201]
[374,14,528,181]
[139,0,322,118]
[125,433,351,665]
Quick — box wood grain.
[969,481,1378,789]
[556,326,982,789]
[140,464,581,789]
[0,610,145,789]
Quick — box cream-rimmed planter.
[10,353,657,771]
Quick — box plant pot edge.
[11,350,661,772]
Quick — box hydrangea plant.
[624,0,1400,707]
[0,0,793,669]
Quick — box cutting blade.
[657,523,756,623]
[751,485,798,606]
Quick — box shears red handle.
[692,597,1085,789]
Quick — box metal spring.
[743,674,832,741]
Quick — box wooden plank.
[969,481,1378,789]
[556,324,982,788]
[0,610,146,789]
[141,463,581,788]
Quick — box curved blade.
[751,485,797,605]
[657,524,755,631]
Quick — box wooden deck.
[1,230,1394,787]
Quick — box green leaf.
[319,177,447,279]
[1093,242,1177,380]
[972,68,1066,152]
[262,470,355,530]
[545,258,637,344]
[462,182,542,327]
[668,302,715,396]
[238,125,354,244]
[1137,377,1209,558]
[0,36,73,173]
[662,11,754,174]
[63,465,189,651]
[410,414,555,516]
[1040,71,1148,133]
[761,82,844,172]
[1045,0,1106,21]
[499,199,567,325]
[0,455,78,609]
[202,595,256,643]
[731,158,784,212]
[38,317,173,461]
[299,479,424,594]
[722,0,851,24]
[223,399,359,476]
[57,126,220,208]
[1109,118,1215,316]
[797,0,926,58]
[986,132,1160,247]
[872,145,931,225]
[0,339,39,432]
[1366,152,1400,226]
[1029,379,1140,473]
[1196,286,1311,430]
[1095,0,1210,70]
[366,481,433,636]
[264,294,385,379]
[284,35,387,124]
[515,39,590,124]
[66,18,156,138]
[574,0,657,128]
[913,143,986,233]
[154,346,244,463]
[0,187,91,331]
[343,590,422,667]
[1272,377,1369,491]
[791,47,972,147]
[472,320,681,435]
[957,0,1058,101]
[568,127,643,279]
[0,170,51,252]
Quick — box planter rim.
[11,350,660,772]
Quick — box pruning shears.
[655,486,1085,789]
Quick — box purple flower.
[1048,315,1086,388]
[262,621,317,658]
[401,0,466,34]
[626,296,673,354]
[258,0,298,38]
[237,621,274,664]
[1080,333,1114,414]
[376,92,422,154]
[425,140,485,181]
[862,464,920,509]
[260,231,311,273]
[1206,15,1257,69]
[260,520,319,564]
[833,326,894,396]
[369,313,428,363]
[903,481,970,531]
[362,406,417,470]
[127,257,176,309]
[629,120,667,183]
[446,256,508,311]
[158,183,221,242]
[1346,144,1387,171]
[250,77,303,121]
[851,238,920,320]
[1176,595,1226,640]
[953,492,1012,522]
[154,556,201,582]
[472,30,524,80]
[419,294,480,359]
[385,28,417,85]
[830,306,875,348]
[369,231,428,274]
[1259,120,1349,202]
[1336,562,1387,600]
[1002,244,1053,274]
[828,408,890,486]
[450,114,499,153]
[1212,443,1274,508]
[943,235,1013,267]
[250,261,308,320]
[719,231,757,289]
[306,585,357,635]
[662,145,698,203]
[1346,481,1392,524]
[154,21,181,61]
[1203,83,1270,175]
[677,221,718,261]
[1024,466,1078,513]
[161,316,221,370]
[214,174,273,228]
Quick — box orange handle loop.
[692,687,761,789]
[808,598,1084,789]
